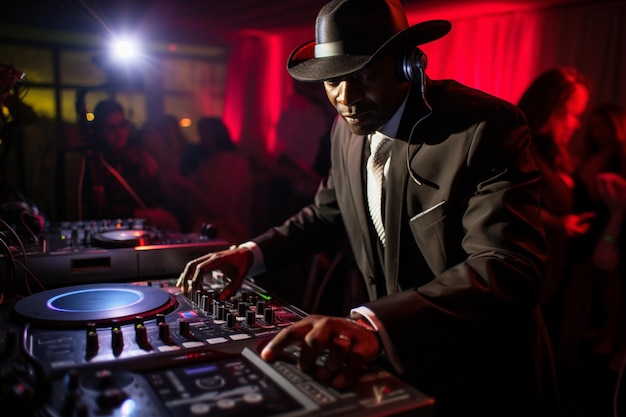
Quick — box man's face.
[323,55,410,136]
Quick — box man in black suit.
[178,1,558,415]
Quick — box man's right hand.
[176,246,253,300]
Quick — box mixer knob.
[65,369,80,391]
[85,323,99,359]
[256,301,266,316]
[179,320,192,339]
[156,313,166,324]
[95,369,115,390]
[264,307,274,324]
[246,310,256,326]
[135,323,152,351]
[159,322,175,345]
[217,305,226,321]
[199,223,217,239]
[111,326,124,357]
[226,312,235,328]
[97,388,128,410]
[249,294,258,306]
[83,228,92,244]
[63,388,81,414]
[238,302,248,317]
[200,295,209,312]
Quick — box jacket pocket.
[408,201,447,274]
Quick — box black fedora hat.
[287,0,451,82]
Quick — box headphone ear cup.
[398,48,427,83]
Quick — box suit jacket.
[253,79,558,417]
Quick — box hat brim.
[287,20,451,82]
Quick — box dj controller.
[0,218,435,417]
[2,218,229,291]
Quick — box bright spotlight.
[111,37,140,62]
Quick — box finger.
[190,255,221,292]
[217,275,241,301]
[315,334,352,382]
[178,253,214,293]
[261,324,311,362]
[331,351,364,390]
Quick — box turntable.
[4,218,229,290]
[13,283,177,327]
[91,228,157,248]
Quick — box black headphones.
[397,47,428,85]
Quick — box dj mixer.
[1,278,435,417]
[0,216,435,417]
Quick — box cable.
[0,218,45,297]
[98,154,148,210]
[405,66,433,187]
[0,236,17,300]
[0,217,28,268]
[18,209,39,244]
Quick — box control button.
[196,375,226,390]
[243,392,264,404]
[190,403,211,415]
[216,398,236,410]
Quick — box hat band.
[314,41,348,58]
[314,37,386,58]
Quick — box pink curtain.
[223,1,626,157]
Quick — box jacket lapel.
[384,139,409,295]
[345,132,377,273]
